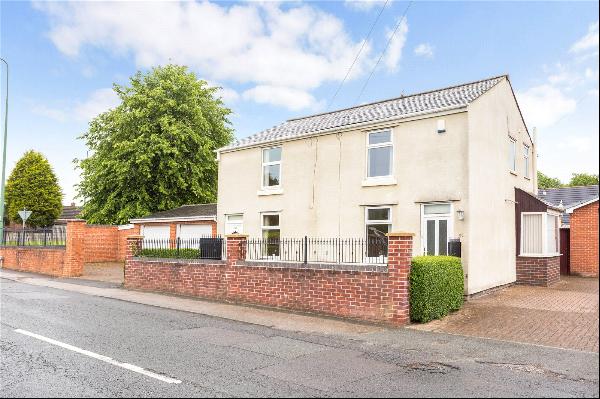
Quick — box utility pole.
[0,58,8,243]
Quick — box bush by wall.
[410,256,464,323]
[138,248,201,259]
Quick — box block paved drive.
[411,276,599,352]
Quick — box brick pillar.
[63,220,86,277]
[386,232,414,326]
[225,234,248,266]
[124,235,144,287]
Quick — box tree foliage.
[76,65,234,224]
[569,173,599,187]
[537,171,563,189]
[5,150,63,227]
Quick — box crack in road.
[475,360,595,383]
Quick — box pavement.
[410,276,599,353]
[1,269,599,397]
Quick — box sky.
[0,0,598,204]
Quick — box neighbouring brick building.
[129,203,217,242]
[538,185,599,277]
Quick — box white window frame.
[364,206,392,236]
[523,144,530,179]
[520,211,560,256]
[420,202,454,256]
[261,212,281,235]
[366,130,394,179]
[225,214,244,235]
[509,136,517,173]
[261,147,282,190]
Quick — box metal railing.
[1,226,66,247]
[245,236,388,265]
[136,236,224,260]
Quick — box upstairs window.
[523,144,530,178]
[262,147,281,188]
[509,137,517,172]
[521,212,560,256]
[367,131,393,178]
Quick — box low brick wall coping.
[385,231,415,237]
[225,234,249,238]
[240,260,388,273]
[132,257,226,265]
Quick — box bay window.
[521,212,560,256]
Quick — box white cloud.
[570,21,599,54]
[414,43,434,58]
[517,84,577,129]
[31,88,120,123]
[31,104,67,122]
[74,88,120,121]
[242,86,322,111]
[383,17,408,72]
[34,1,375,110]
[345,0,388,12]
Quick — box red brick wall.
[83,225,119,263]
[124,233,413,326]
[516,256,560,286]
[0,247,66,276]
[118,225,140,261]
[0,220,85,277]
[570,201,599,277]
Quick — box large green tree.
[5,151,63,227]
[537,171,562,189]
[568,173,599,187]
[76,65,234,224]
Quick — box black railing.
[1,227,66,247]
[245,237,388,265]
[136,236,224,260]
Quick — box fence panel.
[1,226,66,247]
[245,237,387,265]
[137,236,224,260]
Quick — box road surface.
[1,277,598,397]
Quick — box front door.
[424,217,450,255]
[422,203,453,256]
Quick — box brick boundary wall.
[0,247,66,276]
[0,220,85,277]
[125,232,414,326]
[516,256,560,287]
[570,201,599,277]
[83,225,119,263]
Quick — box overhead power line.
[326,0,390,111]
[355,0,413,105]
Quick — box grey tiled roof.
[137,203,217,220]
[58,205,82,220]
[537,185,599,225]
[221,75,506,151]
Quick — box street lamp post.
[0,58,8,243]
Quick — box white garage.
[177,224,212,239]
[141,225,170,240]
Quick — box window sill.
[524,176,531,181]
[257,188,283,196]
[509,170,518,176]
[362,177,397,187]
[519,253,561,258]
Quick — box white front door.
[421,203,453,256]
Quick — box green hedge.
[409,256,464,323]
[138,248,201,259]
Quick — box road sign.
[18,209,32,228]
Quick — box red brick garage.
[568,199,599,277]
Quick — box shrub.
[138,248,201,259]
[409,256,464,323]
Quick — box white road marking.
[14,329,182,384]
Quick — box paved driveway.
[77,262,124,284]
[410,277,599,353]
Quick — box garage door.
[141,225,170,245]
[178,224,212,239]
